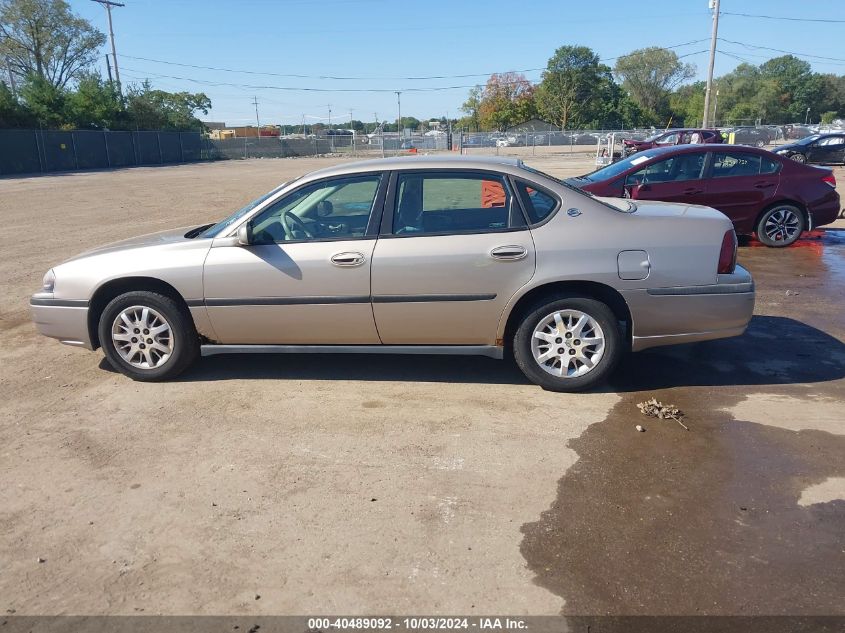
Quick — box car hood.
[773,142,803,153]
[63,226,200,263]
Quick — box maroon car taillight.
[822,173,836,188]
[718,230,737,274]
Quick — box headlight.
[774,149,788,154]
[42,269,56,293]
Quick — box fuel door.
[618,250,650,280]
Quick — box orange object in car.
[481,179,506,208]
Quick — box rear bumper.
[30,295,93,350]
[623,265,755,352]
[808,193,841,229]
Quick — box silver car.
[30,156,755,392]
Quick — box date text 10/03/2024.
[306,617,528,630]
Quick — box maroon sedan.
[622,128,722,156]
[568,145,839,247]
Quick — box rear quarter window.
[514,181,559,223]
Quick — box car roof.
[301,155,526,179]
[637,143,770,156]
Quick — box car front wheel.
[789,153,806,163]
[513,297,622,392]
[98,291,199,381]
[756,204,805,247]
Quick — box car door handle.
[683,187,704,195]
[490,245,528,261]
[330,251,366,267]
[754,182,776,189]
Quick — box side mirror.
[236,222,253,246]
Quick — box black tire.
[789,153,806,164]
[513,296,623,392]
[756,204,805,248]
[98,291,199,381]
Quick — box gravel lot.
[1,154,843,616]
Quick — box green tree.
[0,0,106,89]
[534,46,607,129]
[669,81,706,126]
[820,111,838,124]
[18,73,66,126]
[66,73,125,129]
[0,79,32,126]
[125,81,211,130]
[461,85,482,131]
[613,47,695,118]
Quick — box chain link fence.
[5,122,841,176]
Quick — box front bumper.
[623,265,756,352]
[30,294,93,350]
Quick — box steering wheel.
[283,211,314,240]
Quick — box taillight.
[718,230,737,274]
[822,172,836,187]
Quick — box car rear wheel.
[513,297,622,392]
[789,153,806,163]
[98,291,199,381]
[756,204,805,247]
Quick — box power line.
[722,11,845,24]
[116,39,709,82]
[717,38,845,63]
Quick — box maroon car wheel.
[756,205,805,248]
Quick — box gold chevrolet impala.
[30,156,755,391]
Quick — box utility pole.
[396,91,402,139]
[328,104,332,128]
[252,96,260,130]
[712,88,719,127]
[702,0,720,128]
[104,54,113,86]
[91,0,125,93]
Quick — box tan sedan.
[31,156,754,391]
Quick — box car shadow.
[134,315,845,389]
[606,315,845,392]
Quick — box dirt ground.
[0,154,843,617]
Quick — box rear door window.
[392,172,519,236]
[712,152,779,178]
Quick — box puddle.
[520,392,845,615]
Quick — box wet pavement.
[520,229,845,616]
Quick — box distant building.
[208,125,280,139]
[202,121,227,130]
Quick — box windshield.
[200,182,289,238]
[580,148,663,181]
[520,164,637,213]
[793,134,822,146]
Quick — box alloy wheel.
[111,305,174,369]
[530,309,605,378]
[763,208,802,243]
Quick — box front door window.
[249,174,382,243]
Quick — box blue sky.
[70,0,845,126]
